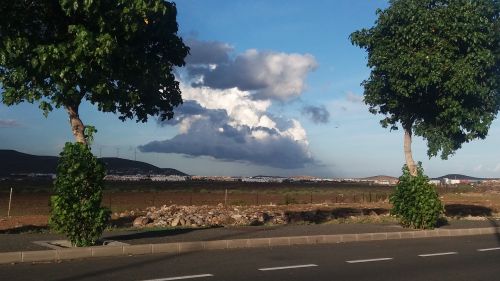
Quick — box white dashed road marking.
[477,247,500,252]
[139,244,499,280]
[418,252,458,257]
[346,258,393,264]
[140,274,214,281]
[258,264,318,271]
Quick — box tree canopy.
[351,0,500,162]
[0,0,189,142]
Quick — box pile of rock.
[132,204,289,228]
[129,204,388,228]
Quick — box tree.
[49,137,110,247]
[350,0,500,176]
[0,0,189,144]
[390,163,444,229]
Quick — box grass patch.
[323,215,398,225]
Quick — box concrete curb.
[1,226,499,264]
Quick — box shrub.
[390,163,444,229]
[49,142,110,246]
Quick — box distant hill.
[99,157,186,176]
[432,174,488,181]
[0,150,187,176]
[360,175,398,182]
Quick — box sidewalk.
[0,219,499,264]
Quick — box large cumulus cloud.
[139,87,314,169]
[140,110,313,169]
[186,39,317,101]
[139,39,319,169]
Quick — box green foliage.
[0,0,189,122]
[49,142,110,246]
[390,164,444,229]
[84,125,97,145]
[350,0,500,159]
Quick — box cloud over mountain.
[139,86,314,169]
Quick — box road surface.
[1,234,499,281]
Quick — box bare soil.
[0,203,393,232]
[1,187,499,232]
[0,215,48,231]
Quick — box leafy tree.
[49,139,110,246]
[351,0,500,176]
[0,0,189,143]
[390,163,444,229]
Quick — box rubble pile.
[129,204,386,228]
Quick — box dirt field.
[0,179,396,216]
[1,180,499,231]
[0,190,394,216]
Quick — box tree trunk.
[403,126,417,176]
[66,105,86,144]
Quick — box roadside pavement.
[0,219,498,253]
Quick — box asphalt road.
[1,235,499,281]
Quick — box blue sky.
[1,0,500,178]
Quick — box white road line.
[346,258,393,264]
[418,252,458,257]
[140,274,214,281]
[258,264,318,271]
[478,247,500,252]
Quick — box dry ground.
[1,191,499,231]
[0,190,393,217]
[1,180,499,231]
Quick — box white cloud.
[140,85,314,169]
[181,85,272,129]
[140,39,321,168]
[186,40,317,101]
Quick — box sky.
[1,0,500,178]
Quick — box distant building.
[241,176,285,183]
[190,176,238,182]
[439,177,482,185]
[104,174,149,181]
[357,175,399,185]
[8,173,56,180]
[441,178,461,185]
[428,179,441,185]
[150,175,187,182]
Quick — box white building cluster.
[104,174,188,182]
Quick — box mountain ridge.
[432,174,491,181]
[1,150,497,180]
[0,149,187,176]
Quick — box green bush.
[390,163,444,229]
[49,142,110,246]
